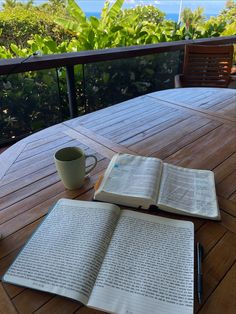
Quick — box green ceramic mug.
[54,147,97,190]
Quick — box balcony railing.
[0,36,236,147]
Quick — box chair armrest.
[230,74,236,81]
[174,74,184,88]
[228,74,236,88]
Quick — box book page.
[3,199,120,304]
[95,154,163,208]
[88,210,194,314]
[157,163,220,219]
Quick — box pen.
[197,242,204,304]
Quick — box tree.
[40,0,67,16]
[2,0,34,9]
[226,0,235,9]
[2,0,18,8]
[119,5,165,24]
[180,7,205,26]
[217,0,236,24]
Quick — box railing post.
[82,64,88,114]
[66,65,78,118]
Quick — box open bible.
[3,199,194,314]
[94,153,220,220]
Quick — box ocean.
[0,0,223,20]
[81,0,226,20]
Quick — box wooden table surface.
[0,87,235,314]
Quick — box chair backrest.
[182,44,234,88]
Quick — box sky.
[77,0,229,14]
[0,0,230,15]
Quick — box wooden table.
[0,87,235,314]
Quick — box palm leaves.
[55,0,125,49]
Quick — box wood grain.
[0,284,18,314]
[201,232,236,301]
[0,87,235,314]
[199,262,236,314]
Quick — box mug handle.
[85,155,98,174]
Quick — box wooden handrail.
[0,36,235,75]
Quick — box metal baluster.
[66,65,78,118]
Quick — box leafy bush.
[0,69,69,143]
[0,0,235,145]
[0,5,72,49]
[82,51,180,111]
[0,0,235,58]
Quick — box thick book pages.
[94,153,220,220]
[3,199,194,314]
[94,154,163,209]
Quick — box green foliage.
[40,0,67,16]
[0,69,69,143]
[181,7,205,26]
[82,51,179,111]
[55,0,126,50]
[177,4,236,39]
[218,0,236,24]
[119,5,165,24]
[222,21,236,36]
[0,0,235,144]
[0,0,235,58]
[0,4,72,50]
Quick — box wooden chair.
[175,44,234,88]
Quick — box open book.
[94,153,220,220]
[3,199,194,314]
